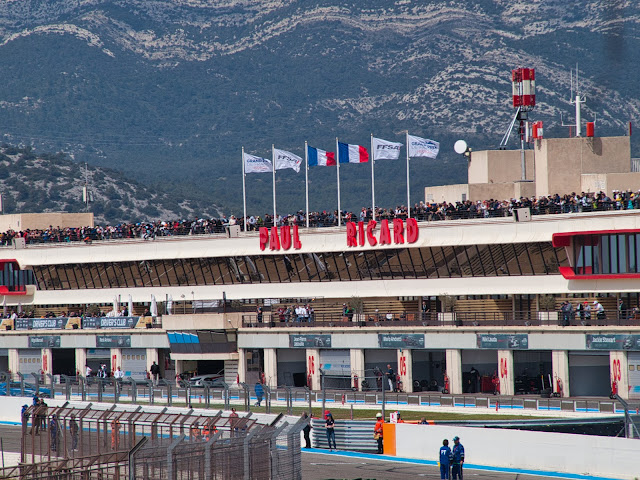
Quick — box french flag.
[307,146,336,166]
[338,142,369,163]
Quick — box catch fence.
[5,404,306,480]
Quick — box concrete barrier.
[386,423,640,480]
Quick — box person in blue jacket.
[452,436,465,479]
[439,438,452,479]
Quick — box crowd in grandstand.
[0,189,637,246]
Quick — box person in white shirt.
[114,366,124,393]
[85,365,92,377]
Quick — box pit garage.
[320,349,351,389]
[411,350,446,392]
[627,352,640,400]
[52,348,76,377]
[364,349,397,391]
[276,349,306,387]
[461,350,496,393]
[513,351,553,395]
[86,348,111,376]
[121,348,147,380]
[0,349,7,372]
[18,349,42,376]
[569,352,611,397]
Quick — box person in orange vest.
[110,419,120,450]
[374,412,384,454]
[202,423,215,442]
[190,422,201,442]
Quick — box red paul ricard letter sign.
[259,225,302,251]
[346,218,418,247]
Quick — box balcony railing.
[241,310,640,328]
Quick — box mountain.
[0,144,222,224]
[0,0,638,219]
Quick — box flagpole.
[272,144,277,227]
[371,133,376,221]
[406,131,411,219]
[242,146,248,232]
[336,137,341,227]
[305,141,309,228]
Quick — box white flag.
[243,152,272,173]
[274,148,302,173]
[408,134,439,159]
[372,137,403,160]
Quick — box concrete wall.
[424,184,469,203]
[535,136,631,197]
[581,172,640,194]
[467,150,534,184]
[0,213,94,232]
[392,423,640,479]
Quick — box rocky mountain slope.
[0,144,221,224]
[0,0,637,219]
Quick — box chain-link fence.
[9,404,306,479]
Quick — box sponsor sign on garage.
[378,334,425,349]
[28,336,61,348]
[586,334,640,350]
[96,335,132,348]
[476,334,528,349]
[289,334,332,348]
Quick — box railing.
[1,200,635,248]
[241,310,640,328]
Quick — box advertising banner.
[586,334,640,350]
[289,334,332,348]
[15,318,69,330]
[83,317,139,329]
[28,336,61,348]
[378,334,425,349]
[96,335,132,348]
[476,334,529,349]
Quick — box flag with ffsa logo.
[274,148,302,173]
[372,137,403,160]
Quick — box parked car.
[0,381,52,398]
[188,372,225,388]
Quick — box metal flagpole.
[371,133,376,221]
[272,144,277,227]
[406,131,411,218]
[305,141,309,228]
[336,137,341,227]
[242,147,247,232]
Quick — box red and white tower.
[499,67,537,181]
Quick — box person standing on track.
[325,411,337,451]
[451,436,465,479]
[374,412,384,454]
[439,438,452,479]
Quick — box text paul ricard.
[259,218,419,251]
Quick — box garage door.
[569,352,610,397]
[629,352,640,399]
[121,349,147,380]
[19,349,42,376]
[320,350,350,376]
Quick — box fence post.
[304,386,312,415]
[45,373,55,399]
[239,382,250,411]
[204,431,222,478]
[320,369,326,417]
[166,435,185,480]
[147,379,154,405]
[128,377,137,403]
[243,428,258,480]
[97,378,103,403]
[128,437,148,480]
[30,372,40,397]
[203,381,211,408]
[60,375,71,400]
[165,380,172,407]
[220,381,230,410]
[79,375,86,402]
[381,377,386,419]
[263,385,271,414]
[284,386,293,415]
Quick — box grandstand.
[1,133,640,405]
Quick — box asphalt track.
[301,449,619,480]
